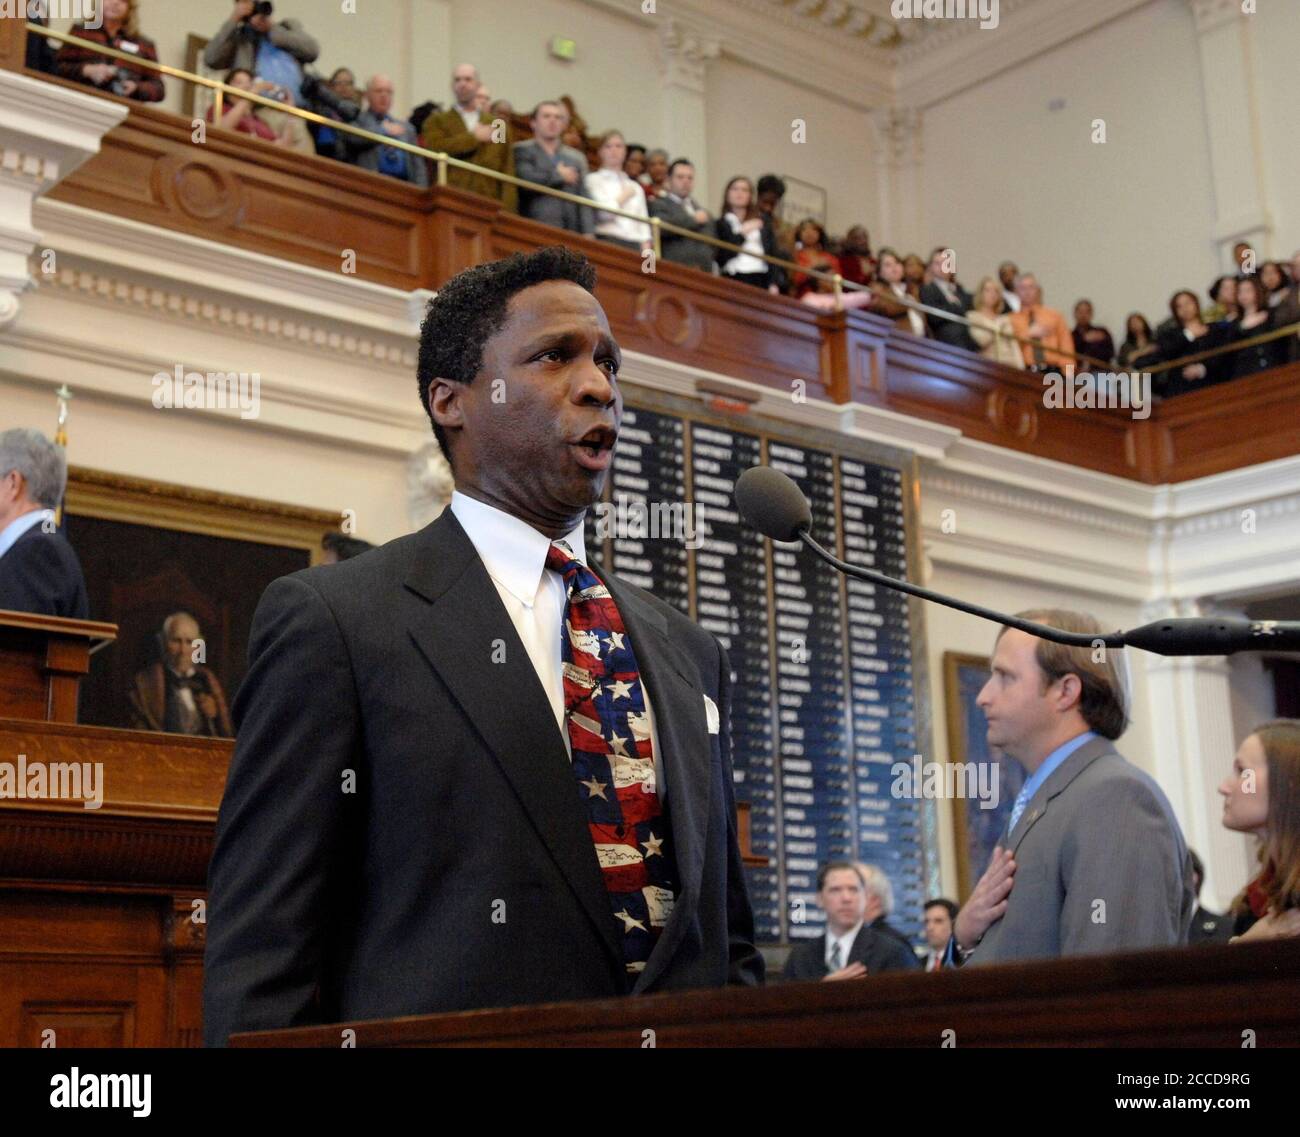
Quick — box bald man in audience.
[355,75,428,187]
[420,62,515,208]
[1009,274,1074,371]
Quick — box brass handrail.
[26,23,1297,381]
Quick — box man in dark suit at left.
[203,246,763,1045]
[783,861,919,981]
[0,427,88,619]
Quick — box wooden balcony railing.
[4,24,1297,484]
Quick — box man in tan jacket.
[420,63,516,210]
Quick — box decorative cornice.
[33,264,416,370]
[1186,0,1247,35]
[922,467,1152,537]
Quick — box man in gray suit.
[950,609,1194,966]
[513,101,593,236]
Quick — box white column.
[871,106,923,254]
[1140,596,1255,913]
[0,71,126,327]
[655,18,720,207]
[1186,0,1272,266]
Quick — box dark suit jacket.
[648,193,714,272]
[713,213,784,290]
[203,509,763,1045]
[919,280,978,351]
[0,522,89,619]
[783,924,920,981]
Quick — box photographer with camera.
[203,1,319,107]
[54,0,164,103]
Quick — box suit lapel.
[403,510,626,974]
[1008,736,1113,856]
[597,565,712,995]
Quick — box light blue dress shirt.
[1008,730,1098,833]
[0,509,54,561]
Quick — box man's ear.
[428,378,464,435]
[1055,672,1083,714]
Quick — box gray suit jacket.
[513,140,594,235]
[967,735,1195,966]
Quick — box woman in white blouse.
[968,276,1025,368]
[583,131,651,254]
[713,176,780,293]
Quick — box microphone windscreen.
[734,466,812,542]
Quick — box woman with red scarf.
[1218,719,1300,940]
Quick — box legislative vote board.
[581,390,939,946]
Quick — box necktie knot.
[546,541,578,576]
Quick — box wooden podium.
[0,609,116,723]
[229,939,1300,1047]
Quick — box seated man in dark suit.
[918,246,978,351]
[783,861,919,981]
[203,246,763,1045]
[0,428,88,619]
[1185,848,1233,945]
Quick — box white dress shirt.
[893,282,927,337]
[1002,288,1021,313]
[448,491,666,797]
[584,168,651,246]
[719,212,766,276]
[825,920,863,970]
[456,104,479,132]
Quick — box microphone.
[733,466,1300,657]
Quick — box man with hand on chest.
[203,246,763,1045]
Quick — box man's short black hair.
[756,174,786,198]
[923,897,958,920]
[322,531,375,561]
[416,246,598,463]
[667,158,694,176]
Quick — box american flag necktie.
[546,540,677,981]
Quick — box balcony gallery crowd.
[35,0,1300,399]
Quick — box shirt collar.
[829,919,863,949]
[0,508,54,559]
[449,490,586,608]
[1019,729,1097,805]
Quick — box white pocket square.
[703,694,720,735]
